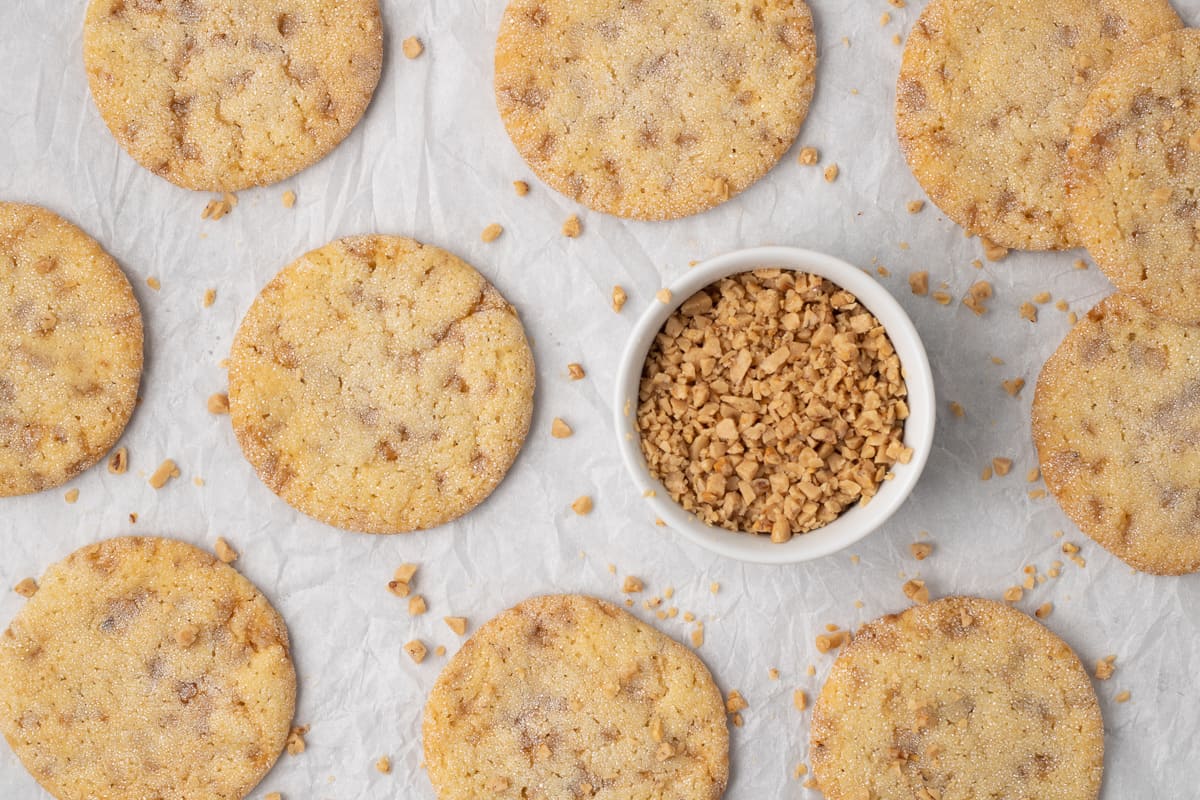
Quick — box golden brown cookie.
[494,0,816,220]
[1068,29,1200,325]
[811,596,1103,800]
[1033,293,1200,575]
[83,0,383,192]
[896,0,1180,250]
[228,236,535,534]
[0,202,142,497]
[0,536,296,800]
[423,594,729,800]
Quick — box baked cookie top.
[83,0,383,192]
[811,596,1103,800]
[0,537,296,800]
[494,0,816,220]
[423,594,729,800]
[0,202,142,497]
[896,0,1180,250]
[1068,29,1200,325]
[228,236,535,534]
[1033,293,1200,575]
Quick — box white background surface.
[2,1,1199,797]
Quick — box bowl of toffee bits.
[614,247,935,564]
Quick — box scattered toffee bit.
[402,36,424,59]
[562,214,582,238]
[909,541,933,560]
[148,459,180,489]
[612,285,627,313]
[405,640,428,663]
[108,447,128,474]
[214,537,238,564]
[513,180,530,196]
[13,578,37,598]
[551,418,573,438]
[207,393,230,414]
[571,495,593,515]
[824,163,840,183]
[799,146,820,166]
[636,270,910,541]
[480,223,503,243]
[282,190,297,209]
[286,725,309,756]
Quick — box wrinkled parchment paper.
[2,1,1198,797]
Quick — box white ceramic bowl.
[613,246,936,565]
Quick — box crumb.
[799,146,819,165]
[1027,468,1040,483]
[992,457,1013,476]
[622,576,644,594]
[963,280,993,315]
[202,288,216,308]
[214,537,238,564]
[806,664,816,676]
[691,625,704,648]
[1035,602,1053,619]
[404,640,427,664]
[481,223,503,243]
[441,617,469,637]
[408,595,427,616]
[1094,655,1116,681]
[655,288,672,304]
[13,578,37,598]
[282,190,296,209]
[981,238,1008,262]
[710,582,720,594]
[906,200,925,214]
[551,418,573,438]
[949,401,964,418]
[193,476,205,487]
[146,277,161,291]
[286,725,308,756]
[434,645,446,657]
[891,33,902,45]
[1028,489,1046,500]
[129,512,138,523]
[971,259,983,269]
[513,180,530,196]
[880,12,891,24]
[815,630,849,652]
[148,459,180,489]
[824,163,839,182]
[1055,299,1069,312]
[1002,586,1023,603]
[402,36,424,59]
[266,793,282,800]
[612,285,627,313]
[981,466,993,481]
[876,265,890,277]
[64,488,79,504]
[1074,259,1088,270]
[107,446,128,474]
[931,290,952,305]
[375,756,391,774]
[793,689,808,711]
[910,542,933,560]
[571,495,593,515]
[902,579,930,604]
[1115,690,1131,704]
[1002,378,1026,397]
[908,271,929,296]
[768,668,780,680]
[1033,291,1052,304]
[793,763,808,779]
[562,214,582,238]
[1068,311,1078,324]
[1019,302,1038,322]
[207,393,230,414]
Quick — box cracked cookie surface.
[1068,29,1200,325]
[811,596,1103,800]
[0,536,296,800]
[1033,293,1200,574]
[0,202,142,497]
[494,0,816,220]
[83,0,383,192]
[896,0,1179,250]
[228,236,535,534]
[423,594,729,800]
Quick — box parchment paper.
[1,1,1198,797]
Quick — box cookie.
[423,594,729,800]
[494,0,816,220]
[896,0,1180,250]
[1033,293,1200,574]
[811,596,1103,800]
[0,203,143,497]
[83,0,383,192]
[228,236,535,534]
[0,536,296,800]
[1068,29,1200,325]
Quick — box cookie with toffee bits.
[423,594,729,800]
[1033,294,1200,574]
[896,0,1179,250]
[0,537,296,800]
[811,597,1103,800]
[83,0,383,191]
[0,203,142,497]
[1068,29,1200,325]
[494,0,816,220]
[228,236,534,533]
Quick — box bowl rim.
[612,245,936,565]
